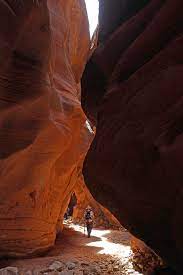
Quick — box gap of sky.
[85,0,99,37]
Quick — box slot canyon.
[0,0,182,274]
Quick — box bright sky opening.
[85,0,99,37]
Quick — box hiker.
[64,207,70,220]
[84,206,94,238]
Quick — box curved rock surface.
[131,237,164,273]
[0,0,91,257]
[83,0,183,273]
[98,0,150,43]
[73,169,120,228]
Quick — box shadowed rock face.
[0,0,91,257]
[98,0,150,43]
[82,0,183,273]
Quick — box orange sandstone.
[0,0,91,257]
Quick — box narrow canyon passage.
[0,221,142,275]
[0,0,182,274]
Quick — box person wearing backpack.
[84,206,94,238]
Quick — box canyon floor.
[0,221,142,275]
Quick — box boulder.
[0,267,18,275]
[48,261,65,271]
[66,262,76,270]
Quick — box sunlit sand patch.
[67,222,143,274]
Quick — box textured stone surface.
[0,0,91,257]
[131,237,164,273]
[73,168,120,228]
[0,267,18,275]
[83,0,183,273]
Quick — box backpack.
[85,210,92,220]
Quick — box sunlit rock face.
[131,237,164,273]
[0,0,91,257]
[73,169,120,228]
[82,0,183,272]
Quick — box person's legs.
[86,224,90,237]
[87,224,93,237]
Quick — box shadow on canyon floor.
[47,226,103,257]
[0,223,142,274]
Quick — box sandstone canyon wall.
[73,170,120,228]
[82,0,183,273]
[0,0,92,257]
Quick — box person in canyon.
[64,207,70,220]
[84,206,94,238]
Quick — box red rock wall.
[0,0,91,257]
[73,170,120,228]
[98,0,150,42]
[131,237,164,273]
[82,0,183,273]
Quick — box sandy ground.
[0,221,143,274]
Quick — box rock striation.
[0,0,91,257]
[82,0,183,273]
